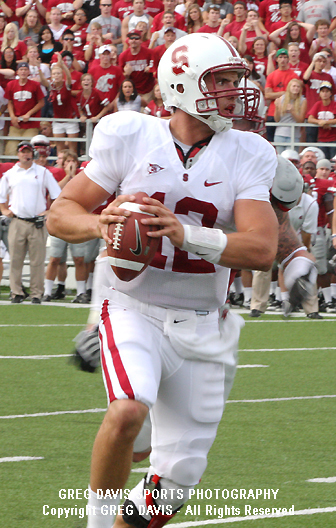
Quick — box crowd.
[0,0,336,315]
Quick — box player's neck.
[169,110,215,144]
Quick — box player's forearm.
[47,198,101,242]
[273,204,301,264]
[218,231,277,271]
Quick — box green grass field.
[0,305,335,528]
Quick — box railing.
[1,118,335,161]
[264,121,336,153]
[0,116,94,162]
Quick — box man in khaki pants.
[0,142,61,303]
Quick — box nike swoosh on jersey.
[130,220,142,256]
[174,319,188,323]
[204,180,223,187]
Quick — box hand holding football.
[107,192,160,281]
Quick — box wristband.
[332,234,336,239]
[181,225,227,264]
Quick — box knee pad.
[123,472,193,528]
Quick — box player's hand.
[98,194,135,244]
[139,196,184,248]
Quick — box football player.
[48,34,280,528]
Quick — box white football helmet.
[271,156,304,210]
[158,33,259,133]
[232,78,266,133]
[31,134,51,157]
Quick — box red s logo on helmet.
[171,45,189,75]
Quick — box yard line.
[244,318,336,323]
[168,506,336,527]
[0,456,44,463]
[0,324,82,327]
[307,477,336,483]
[131,467,150,473]
[237,365,269,368]
[0,354,73,359]
[227,395,336,404]
[241,347,336,352]
[0,347,334,359]
[1,395,335,420]
[0,408,106,419]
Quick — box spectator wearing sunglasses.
[87,0,122,53]
[59,29,84,71]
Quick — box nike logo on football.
[130,220,142,256]
[204,180,222,187]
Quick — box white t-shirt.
[84,111,276,311]
[0,162,61,218]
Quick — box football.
[107,192,160,281]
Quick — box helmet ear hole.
[177,84,184,94]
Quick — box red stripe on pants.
[101,299,135,401]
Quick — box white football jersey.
[85,112,276,311]
[288,193,318,235]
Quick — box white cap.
[280,149,300,162]
[99,45,111,54]
[300,147,325,162]
[30,134,50,146]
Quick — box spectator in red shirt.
[46,0,76,27]
[238,8,268,56]
[271,21,315,64]
[119,28,155,99]
[197,5,222,33]
[15,0,48,27]
[308,80,336,159]
[265,47,299,141]
[84,21,113,64]
[223,1,247,40]
[145,0,164,19]
[152,26,176,72]
[303,51,335,143]
[70,8,89,70]
[143,82,172,118]
[49,54,79,153]
[88,44,123,103]
[259,0,299,33]
[4,61,45,158]
[112,0,134,21]
[1,23,28,62]
[58,29,84,71]
[121,0,153,49]
[309,19,336,61]
[287,41,309,79]
[150,0,186,33]
[149,11,186,47]
[77,73,110,124]
[0,0,18,25]
[251,35,268,77]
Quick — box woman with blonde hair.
[1,23,27,61]
[19,10,42,44]
[274,78,307,154]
